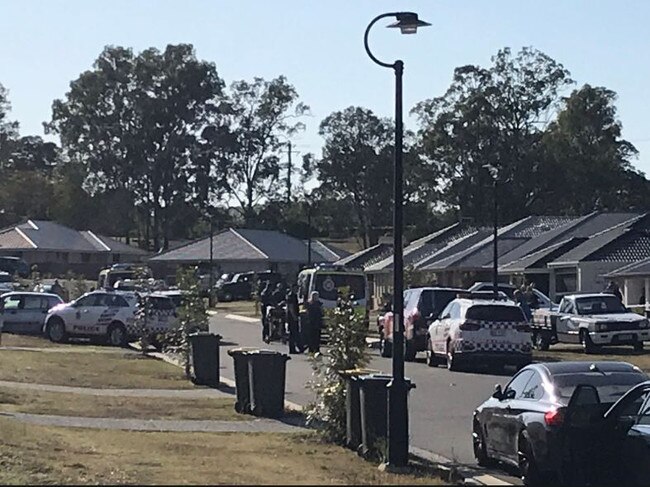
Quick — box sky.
[2,0,650,177]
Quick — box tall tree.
[413,47,573,225]
[541,84,646,213]
[0,83,19,164]
[204,76,308,226]
[46,44,225,250]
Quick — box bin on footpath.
[188,332,222,387]
[338,368,379,451]
[358,374,414,459]
[227,347,257,413]
[248,349,291,418]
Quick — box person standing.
[259,281,272,343]
[514,289,532,322]
[285,285,302,354]
[605,281,623,303]
[306,291,324,353]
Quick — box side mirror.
[492,384,503,400]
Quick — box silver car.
[1,292,64,335]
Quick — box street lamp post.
[483,164,499,299]
[364,11,430,468]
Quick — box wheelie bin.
[358,374,414,459]
[227,347,257,413]
[338,368,379,451]
[188,332,222,387]
[247,349,291,418]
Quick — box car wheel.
[473,420,492,467]
[446,341,462,372]
[106,323,127,347]
[380,336,393,358]
[580,329,598,355]
[634,341,644,352]
[518,433,542,486]
[533,332,550,351]
[46,318,67,343]
[426,337,438,367]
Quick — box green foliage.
[161,266,209,378]
[306,295,369,443]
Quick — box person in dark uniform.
[260,282,272,342]
[306,291,324,353]
[285,285,302,354]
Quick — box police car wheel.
[425,339,438,367]
[107,323,127,347]
[446,342,462,372]
[580,330,598,355]
[47,318,67,343]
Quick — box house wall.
[578,261,632,295]
[623,277,645,307]
[4,250,144,278]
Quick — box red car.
[378,287,464,361]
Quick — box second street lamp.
[483,164,499,299]
[364,11,430,468]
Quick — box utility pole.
[287,141,292,204]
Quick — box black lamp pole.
[483,164,499,299]
[364,11,430,468]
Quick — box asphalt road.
[210,313,521,484]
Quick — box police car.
[43,290,178,347]
[426,297,532,372]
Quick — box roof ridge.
[230,228,269,259]
[84,230,112,252]
[14,226,38,249]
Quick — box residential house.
[0,220,147,277]
[148,228,346,281]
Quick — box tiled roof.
[605,257,650,278]
[510,216,577,238]
[416,229,493,269]
[335,243,393,269]
[0,220,146,254]
[307,241,349,262]
[549,214,649,265]
[150,228,334,263]
[500,237,587,273]
[364,223,477,273]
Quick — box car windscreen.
[420,290,459,317]
[107,272,135,287]
[465,305,525,322]
[314,273,366,301]
[553,372,647,404]
[575,296,627,315]
[0,274,12,283]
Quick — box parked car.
[532,293,650,353]
[380,286,465,361]
[0,292,63,334]
[472,361,648,485]
[155,289,186,308]
[97,263,152,290]
[216,272,256,301]
[426,297,532,371]
[0,256,30,278]
[468,282,555,310]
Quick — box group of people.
[259,281,323,354]
[513,283,541,321]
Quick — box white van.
[426,298,532,372]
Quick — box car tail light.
[460,322,481,331]
[544,408,564,426]
[516,324,531,333]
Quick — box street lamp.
[364,11,430,468]
[483,164,499,299]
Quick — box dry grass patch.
[214,300,259,318]
[534,343,650,372]
[0,333,111,351]
[0,418,444,485]
[0,387,240,421]
[0,350,193,389]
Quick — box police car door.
[71,294,105,335]
[1,294,23,332]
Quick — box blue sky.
[2,0,649,175]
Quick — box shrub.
[306,293,369,443]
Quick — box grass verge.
[534,343,650,372]
[0,333,120,352]
[0,387,240,421]
[0,350,193,389]
[0,418,444,485]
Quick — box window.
[75,295,102,307]
[466,305,525,322]
[2,296,21,310]
[449,303,462,320]
[504,370,535,400]
[47,296,62,309]
[23,296,46,310]
[575,296,626,315]
[636,393,650,425]
[559,299,574,314]
[520,372,544,401]
[420,290,459,319]
[553,371,647,404]
[439,301,454,319]
[556,272,577,294]
[313,273,366,301]
[102,295,129,308]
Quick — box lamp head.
[387,12,431,35]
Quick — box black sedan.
[472,361,648,485]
